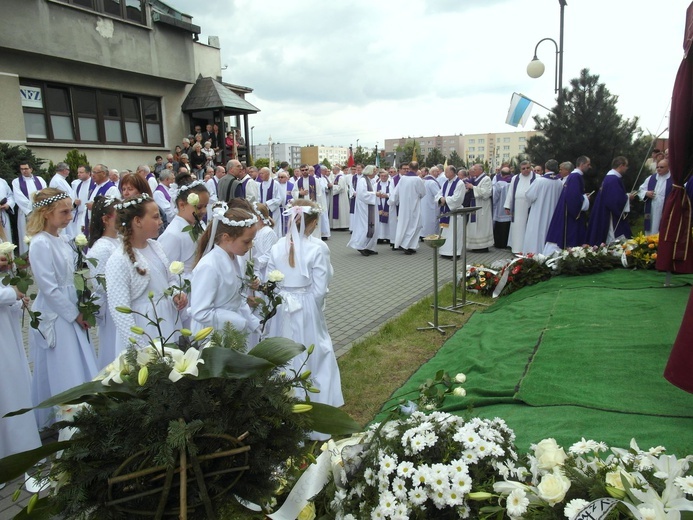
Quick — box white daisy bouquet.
[487,438,693,520]
[324,412,522,519]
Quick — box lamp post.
[250,126,255,158]
[527,0,566,104]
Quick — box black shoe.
[358,249,369,256]
[404,249,415,255]
[471,247,489,253]
[321,237,329,241]
[367,250,378,255]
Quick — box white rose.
[23,235,31,245]
[534,438,567,471]
[169,261,185,275]
[267,270,285,283]
[536,468,571,506]
[0,241,17,255]
[453,387,466,397]
[74,233,88,247]
[605,470,636,491]
[454,373,467,384]
[187,193,200,206]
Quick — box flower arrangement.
[464,265,497,296]
[256,269,285,333]
[612,233,659,270]
[494,257,552,297]
[0,324,359,519]
[546,244,615,276]
[0,239,42,333]
[179,186,206,242]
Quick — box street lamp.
[250,126,255,157]
[527,0,567,104]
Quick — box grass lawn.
[336,283,493,426]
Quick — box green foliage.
[254,157,269,169]
[63,149,89,183]
[354,145,376,166]
[424,147,446,167]
[400,140,422,164]
[0,143,48,183]
[524,68,649,195]
[320,157,331,169]
[447,149,465,168]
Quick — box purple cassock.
[545,171,587,248]
[586,173,631,245]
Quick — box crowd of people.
[0,141,675,466]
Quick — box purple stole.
[391,174,401,216]
[424,174,437,183]
[644,174,673,233]
[332,174,342,220]
[509,173,536,222]
[365,176,376,238]
[298,176,316,201]
[463,174,486,223]
[18,175,43,198]
[74,179,95,222]
[146,173,155,182]
[235,177,252,199]
[282,181,294,235]
[260,179,275,203]
[544,172,560,180]
[376,180,389,223]
[156,184,171,202]
[495,172,513,183]
[439,178,460,226]
[349,175,359,214]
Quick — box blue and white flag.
[506,92,534,127]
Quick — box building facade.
[0,0,256,171]
[300,146,349,167]
[252,143,302,169]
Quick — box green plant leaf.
[0,441,72,483]
[197,347,275,379]
[302,402,362,435]
[73,273,84,292]
[4,380,138,418]
[248,337,305,366]
[12,495,61,520]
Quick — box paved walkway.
[0,230,513,519]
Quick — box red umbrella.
[663,2,693,393]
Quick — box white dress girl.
[106,239,181,350]
[265,232,344,412]
[0,285,41,457]
[251,224,278,282]
[190,245,260,346]
[86,236,120,368]
[30,232,98,427]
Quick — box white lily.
[165,347,205,382]
[137,343,161,366]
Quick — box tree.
[64,149,89,183]
[448,150,465,168]
[524,68,649,194]
[0,143,48,183]
[254,157,270,169]
[354,146,376,166]
[321,158,332,169]
[400,140,422,165]
[424,147,446,167]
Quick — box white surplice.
[638,172,671,236]
[436,178,466,257]
[504,173,534,254]
[465,174,494,249]
[523,176,563,255]
[420,177,441,238]
[389,174,425,250]
[330,173,351,230]
[13,175,47,254]
[347,175,379,252]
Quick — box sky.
[164,0,688,150]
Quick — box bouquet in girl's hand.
[0,240,42,334]
[256,269,284,332]
[71,233,103,327]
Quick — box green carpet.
[380,270,693,455]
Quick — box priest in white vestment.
[420,167,441,238]
[12,162,47,254]
[504,161,536,254]
[330,165,350,230]
[389,161,425,254]
[436,165,466,257]
[463,164,493,251]
[347,165,379,255]
[638,159,672,236]
[258,167,282,235]
[523,160,563,254]
[49,162,78,239]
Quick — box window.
[478,146,485,152]
[478,138,485,144]
[519,145,526,152]
[519,137,526,142]
[503,153,510,159]
[468,147,475,152]
[57,0,145,24]
[504,137,510,143]
[503,145,510,151]
[468,139,475,144]
[20,80,163,146]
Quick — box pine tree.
[424,147,446,167]
[525,68,649,193]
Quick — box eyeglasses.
[300,168,308,172]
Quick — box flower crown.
[103,196,119,207]
[33,192,70,209]
[211,203,258,227]
[282,202,322,217]
[252,201,272,226]
[177,180,206,193]
[114,193,151,210]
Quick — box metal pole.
[451,213,458,305]
[558,0,566,104]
